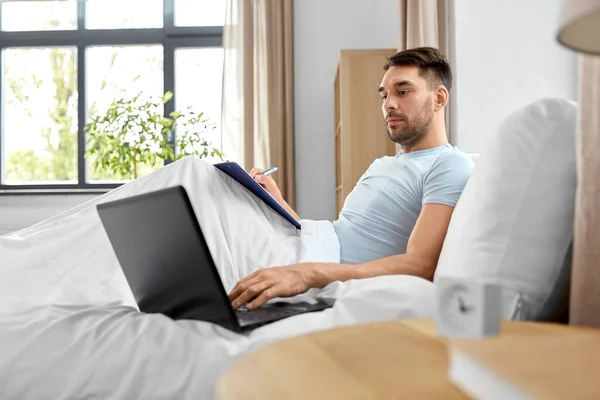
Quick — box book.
[214,161,301,230]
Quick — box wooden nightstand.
[215,319,599,399]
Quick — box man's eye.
[398,90,408,95]
[381,95,387,100]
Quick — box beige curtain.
[570,54,600,327]
[398,0,456,144]
[221,0,295,207]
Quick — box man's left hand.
[228,264,317,310]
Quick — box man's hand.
[228,264,317,310]
[249,167,283,200]
[249,167,301,221]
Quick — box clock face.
[439,283,476,333]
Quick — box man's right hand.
[249,167,283,201]
[249,167,302,222]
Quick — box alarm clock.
[435,276,502,338]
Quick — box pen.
[261,167,278,176]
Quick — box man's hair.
[384,47,452,91]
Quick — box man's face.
[378,65,435,146]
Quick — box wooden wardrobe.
[334,49,398,216]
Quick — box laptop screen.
[97,186,240,331]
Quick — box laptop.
[96,185,333,333]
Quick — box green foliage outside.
[5,48,78,182]
[4,48,222,183]
[84,91,223,180]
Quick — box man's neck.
[401,117,448,154]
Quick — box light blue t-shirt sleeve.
[422,151,474,207]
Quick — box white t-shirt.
[332,144,474,264]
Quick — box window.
[0,0,226,190]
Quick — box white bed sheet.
[0,157,436,399]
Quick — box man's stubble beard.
[386,98,435,147]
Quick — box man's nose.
[383,96,397,111]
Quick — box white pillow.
[467,153,480,163]
[434,98,577,321]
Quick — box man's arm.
[229,203,454,309]
[314,203,454,283]
[274,195,301,222]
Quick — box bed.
[0,98,577,399]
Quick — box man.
[229,47,474,310]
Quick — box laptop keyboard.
[236,305,303,324]
[234,300,335,329]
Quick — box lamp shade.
[558,0,600,54]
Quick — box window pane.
[2,47,78,185]
[85,0,163,29]
[174,0,226,27]
[86,45,164,182]
[174,48,224,162]
[1,1,77,32]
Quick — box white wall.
[453,0,578,153]
[293,0,400,220]
[0,194,99,236]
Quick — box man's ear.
[435,86,449,111]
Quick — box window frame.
[0,0,223,192]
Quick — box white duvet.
[0,157,435,399]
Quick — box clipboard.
[214,162,301,230]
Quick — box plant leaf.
[161,91,173,104]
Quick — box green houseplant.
[84,91,223,180]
